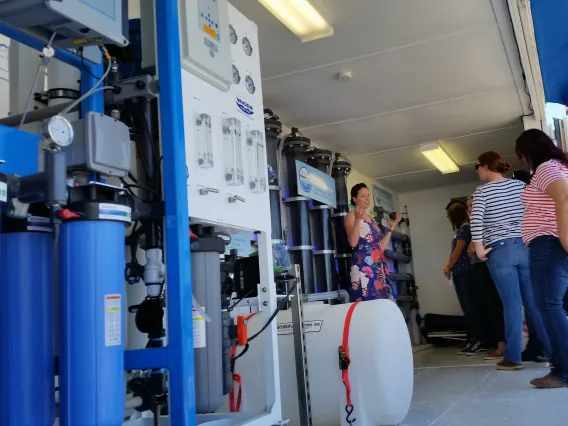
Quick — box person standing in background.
[444,203,485,355]
[345,183,401,301]
[516,129,568,388]
[471,151,550,371]
[466,195,505,360]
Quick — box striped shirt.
[521,160,568,244]
[471,179,525,246]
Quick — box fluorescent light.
[258,0,334,42]
[420,143,459,174]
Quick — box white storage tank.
[232,299,413,426]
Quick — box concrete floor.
[403,347,568,426]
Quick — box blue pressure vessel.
[0,231,55,426]
[58,220,125,426]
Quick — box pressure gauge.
[229,24,238,44]
[245,76,256,94]
[232,65,241,84]
[242,37,253,56]
[41,115,73,150]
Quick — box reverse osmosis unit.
[0,1,414,425]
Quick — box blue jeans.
[486,238,551,363]
[453,269,485,341]
[529,236,568,382]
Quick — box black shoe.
[522,352,548,363]
[458,341,474,355]
[465,341,488,356]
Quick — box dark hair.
[447,203,469,231]
[445,199,465,210]
[478,151,511,174]
[512,169,532,184]
[515,129,568,170]
[350,183,368,205]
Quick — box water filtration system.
[0,1,285,426]
[331,154,352,293]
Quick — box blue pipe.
[125,347,169,371]
[0,231,55,426]
[0,24,85,71]
[155,1,196,425]
[0,23,105,116]
[58,221,125,426]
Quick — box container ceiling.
[229,0,530,192]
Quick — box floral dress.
[350,217,394,301]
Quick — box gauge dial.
[41,115,73,150]
[245,76,256,94]
[242,37,253,56]
[229,24,237,44]
[232,65,241,84]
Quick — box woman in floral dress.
[344,183,401,301]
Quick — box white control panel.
[180,0,233,91]
[182,3,269,234]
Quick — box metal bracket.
[290,264,313,426]
[110,75,159,104]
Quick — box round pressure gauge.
[232,65,241,84]
[245,76,256,94]
[41,115,73,150]
[242,37,253,56]
[229,24,238,44]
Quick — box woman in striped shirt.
[470,151,550,371]
[516,129,568,388]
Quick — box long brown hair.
[447,202,469,231]
[478,151,511,174]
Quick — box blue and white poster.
[372,185,394,212]
[295,160,337,208]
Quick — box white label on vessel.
[0,181,6,202]
[277,320,323,335]
[193,307,207,348]
[99,203,132,222]
[27,215,51,233]
[104,294,122,346]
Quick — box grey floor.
[403,347,568,426]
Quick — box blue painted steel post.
[0,230,55,426]
[155,0,196,425]
[80,59,105,116]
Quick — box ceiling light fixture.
[420,143,459,174]
[258,0,334,43]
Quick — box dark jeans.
[454,269,485,342]
[529,236,568,382]
[486,238,551,363]
[471,262,504,345]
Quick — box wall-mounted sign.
[295,160,336,208]
[372,185,394,212]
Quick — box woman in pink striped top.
[516,128,568,389]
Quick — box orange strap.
[339,302,360,424]
[229,312,258,412]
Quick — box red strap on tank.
[229,346,241,412]
[339,302,360,425]
[229,313,258,412]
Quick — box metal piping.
[0,102,78,127]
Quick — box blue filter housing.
[0,231,54,426]
[58,220,125,426]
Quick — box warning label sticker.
[193,308,207,348]
[0,181,7,202]
[104,294,121,347]
[277,320,323,335]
